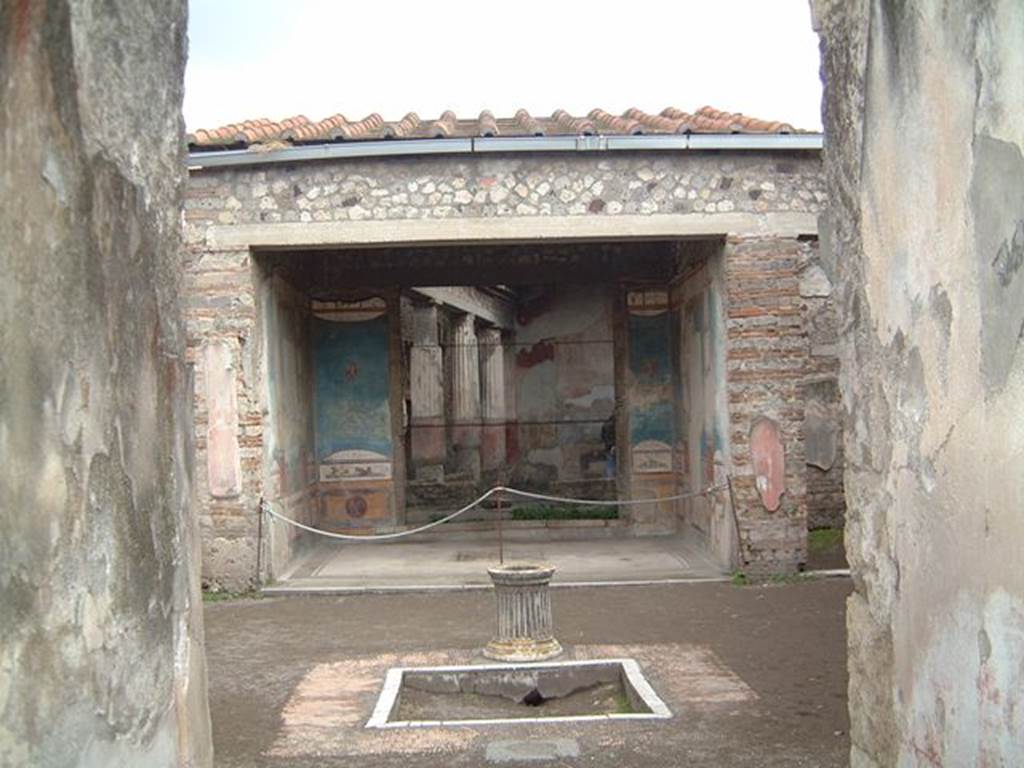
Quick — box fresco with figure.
[627,289,675,473]
[313,298,393,482]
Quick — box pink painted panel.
[204,341,242,498]
[750,417,785,512]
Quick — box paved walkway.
[267,532,727,594]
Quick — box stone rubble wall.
[0,0,212,764]
[184,151,824,240]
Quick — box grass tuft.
[808,527,843,554]
[202,589,263,603]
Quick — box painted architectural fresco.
[682,291,726,489]
[512,285,616,488]
[673,255,735,566]
[263,276,315,500]
[313,298,393,480]
[626,289,675,474]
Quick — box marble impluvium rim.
[365,658,673,729]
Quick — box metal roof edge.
[187,133,823,170]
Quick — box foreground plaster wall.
[672,248,735,565]
[0,1,212,765]
[814,0,1024,764]
[260,273,316,577]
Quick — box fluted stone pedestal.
[484,565,563,662]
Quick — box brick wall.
[724,236,845,571]
[183,244,265,590]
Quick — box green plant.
[614,690,637,714]
[730,570,749,586]
[808,527,843,554]
[762,571,812,585]
[509,504,618,521]
[202,589,263,603]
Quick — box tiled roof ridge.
[188,106,804,149]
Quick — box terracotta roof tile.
[188,106,803,149]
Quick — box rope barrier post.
[255,497,264,587]
[725,474,745,567]
[497,491,504,565]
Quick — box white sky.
[184,0,822,133]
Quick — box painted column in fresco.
[313,297,396,529]
[479,326,508,478]
[449,312,482,478]
[409,299,445,482]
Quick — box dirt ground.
[205,579,851,767]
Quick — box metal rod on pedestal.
[497,492,504,564]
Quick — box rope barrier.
[260,482,728,543]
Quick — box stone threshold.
[259,570,849,597]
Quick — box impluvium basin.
[366,659,672,728]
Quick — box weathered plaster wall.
[799,242,846,530]
[511,285,616,493]
[260,274,315,577]
[0,1,211,765]
[673,249,736,565]
[814,0,1024,764]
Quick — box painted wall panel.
[512,285,615,487]
[204,341,242,498]
[627,291,674,474]
[314,314,392,464]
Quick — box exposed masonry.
[724,236,842,568]
[184,152,826,242]
[184,151,842,589]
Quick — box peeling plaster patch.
[904,590,1024,766]
[991,219,1024,288]
[970,136,1024,391]
[800,263,833,297]
[41,149,67,204]
[896,346,928,426]
[515,340,556,369]
[563,385,614,410]
[928,285,953,384]
[804,400,838,471]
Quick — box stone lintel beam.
[209,212,819,250]
[412,286,513,331]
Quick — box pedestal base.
[484,564,563,662]
[483,636,563,662]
